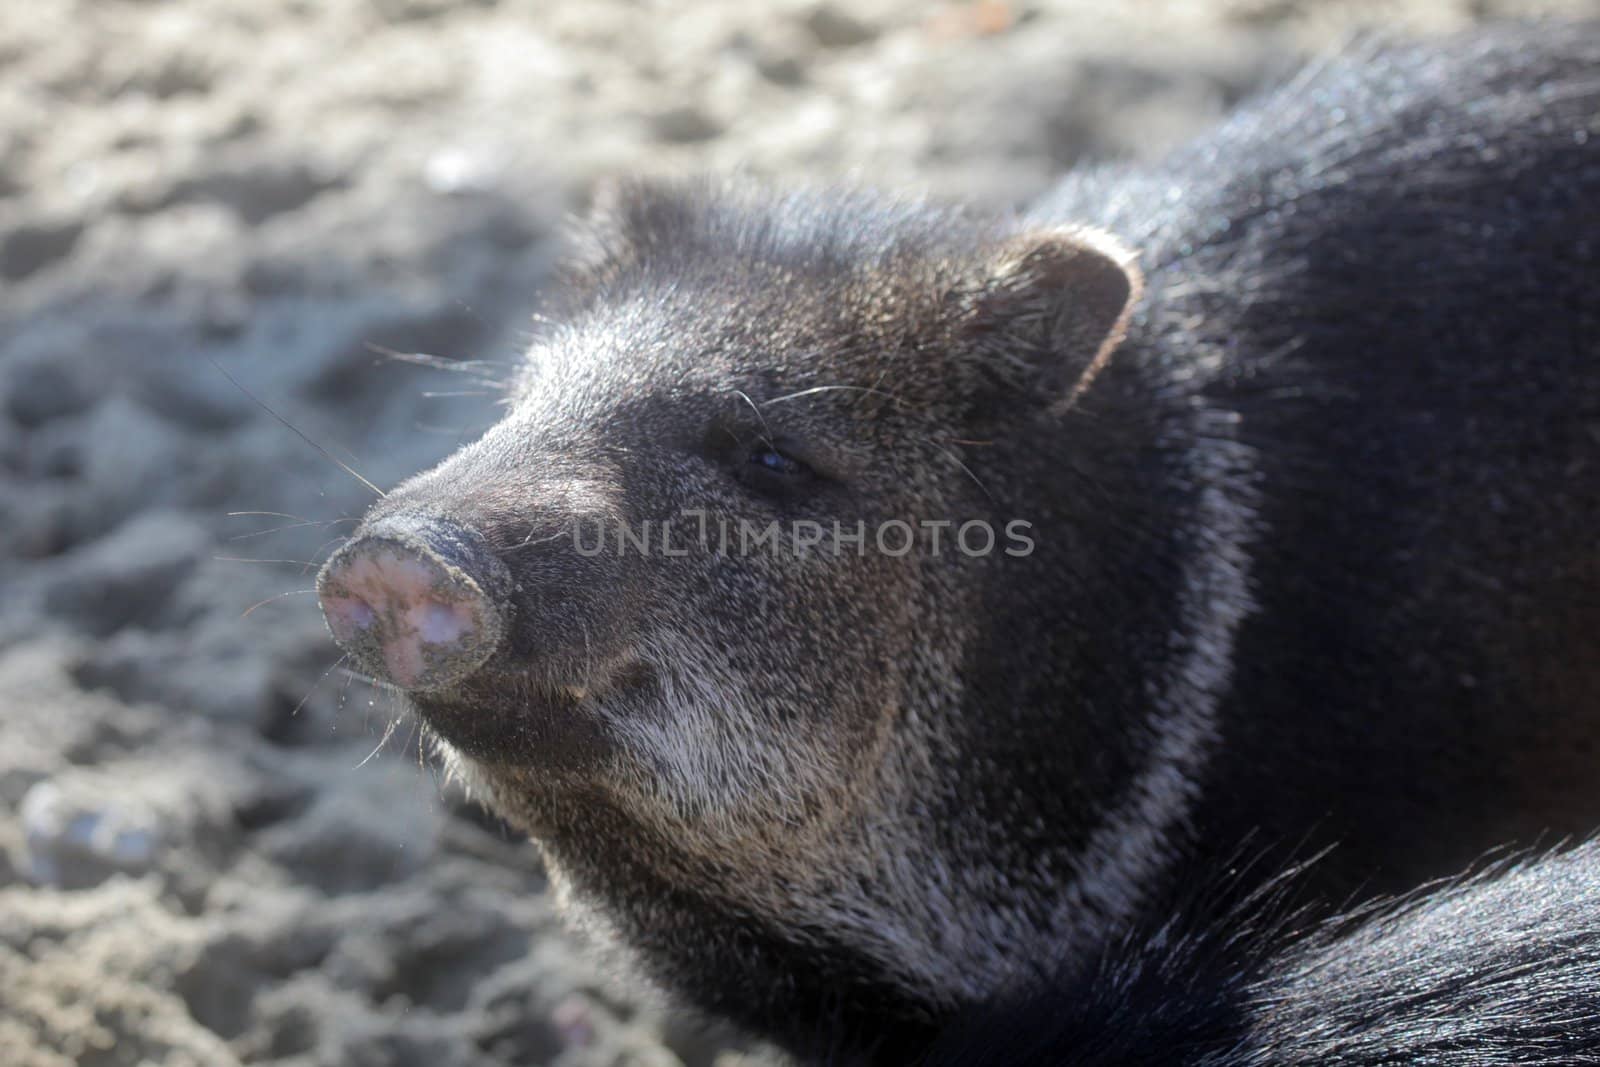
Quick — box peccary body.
[317,24,1600,1062]
[922,841,1600,1066]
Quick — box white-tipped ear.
[967,226,1144,413]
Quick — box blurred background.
[1,1,1595,1064]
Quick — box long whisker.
[302,535,353,575]
[290,653,349,719]
[356,716,402,769]
[406,711,424,773]
[228,517,360,542]
[210,359,387,498]
[228,510,312,521]
[929,440,995,504]
[733,389,775,447]
[508,527,570,552]
[336,666,392,689]
[366,343,510,389]
[241,588,318,618]
[763,384,906,408]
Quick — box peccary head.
[317,179,1191,1052]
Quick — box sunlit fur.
[336,23,1600,1063]
[923,842,1600,1065]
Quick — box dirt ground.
[1,1,1595,1064]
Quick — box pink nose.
[316,518,510,691]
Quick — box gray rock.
[651,105,724,144]
[19,753,250,892]
[802,4,880,48]
[22,778,164,889]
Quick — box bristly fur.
[322,22,1600,1065]
[921,842,1600,1065]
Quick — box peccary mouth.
[406,663,646,771]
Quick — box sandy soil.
[1,1,1595,1064]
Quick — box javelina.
[316,23,1600,1062]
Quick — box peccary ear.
[964,227,1143,414]
[579,175,693,243]
[558,176,699,297]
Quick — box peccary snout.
[316,516,513,691]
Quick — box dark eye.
[738,443,817,496]
[751,446,806,476]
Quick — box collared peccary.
[314,23,1600,1063]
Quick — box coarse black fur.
[320,22,1600,1065]
[921,842,1600,1065]
[1033,23,1600,900]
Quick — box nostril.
[315,516,512,692]
[419,602,472,644]
[323,594,377,644]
